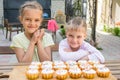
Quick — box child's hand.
[38,28,45,40]
[31,30,40,44]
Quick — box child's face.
[66,29,86,50]
[19,8,42,34]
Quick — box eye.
[77,36,82,39]
[25,18,30,21]
[35,19,40,22]
[68,34,73,38]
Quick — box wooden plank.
[106,64,120,66]
[110,71,120,75]
[0,46,15,54]
[8,66,117,80]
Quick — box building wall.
[51,0,65,18]
[112,0,120,23]
[0,0,3,24]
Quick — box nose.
[29,20,35,25]
[72,37,77,42]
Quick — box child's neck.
[70,46,80,51]
[24,32,33,40]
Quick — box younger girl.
[59,17,105,63]
[11,1,54,62]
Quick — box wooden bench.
[0,46,15,54]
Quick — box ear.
[19,16,23,24]
[84,33,87,39]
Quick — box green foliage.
[60,25,66,39]
[103,24,120,37]
[103,24,107,32]
[103,24,112,33]
[112,27,120,37]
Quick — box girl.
[11,1,54,62]
[59,17,105,63]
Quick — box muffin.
[79,63,93,70]
[54,64,67,70]
[66,60,77,66]
[82,69,96,79]
[55,69,68,80]
[97,67,110,78]
[31,61,41,67]
[53,61,66,70]
[41,68,54,79]
[41,64,53,69]
[42,61,53,65]
[93,64,105,70]
[54,61,64,66]
[26,69,39,80]
[27,65,40,71]
[88,60,99,65]
[69,68,82,79]
[78,60,88,65]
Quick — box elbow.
[100,58,105,63]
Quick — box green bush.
[103,24,112,32]
[112,27,120,36]
[103,24,107,32]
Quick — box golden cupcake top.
[83,69,96,74]
[56,69,67,75]
[41,68,54,74]
[97,67,110,72]
[69,68,81,73]
[26,69,39,74]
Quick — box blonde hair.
[65,17,87,32]
[19,1,43,16]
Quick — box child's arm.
[59,39,89,61]
[83,41,105,63]
[37,29,53,62]
[13,41,36,62]
[12,30,40,62]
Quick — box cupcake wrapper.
[69,73,81,79]
[42,73,53,79]
[97,72,110,78]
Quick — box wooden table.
[0,60,120,80]
[0,46,15,54]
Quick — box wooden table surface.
[0,60,120,80]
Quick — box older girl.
[11,1,54,62]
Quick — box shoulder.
[43,32,52,39]
[59,38,68,46]
[12,32,25,40]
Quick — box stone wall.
[51,0,65,18]
[0,0,3,24]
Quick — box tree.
[88,0,97,44]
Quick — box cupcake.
[41,64,53,69]
[54,64,67,70]
[88,60,99,65]
[31,61,41,67]
[26,69,39,80]
[66,60,77,66]
[68,65,79,70]
[27,65,40,71]
[69,68,82,79]
[41,68,54,79]
[42,61,53,65]
[93,64,105,70]
[82,69,96,79]
[78,60,88,65]
[97,67,110,78]
[54,61,64,66]
[79,63,93,70]
[55,69,68,80]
